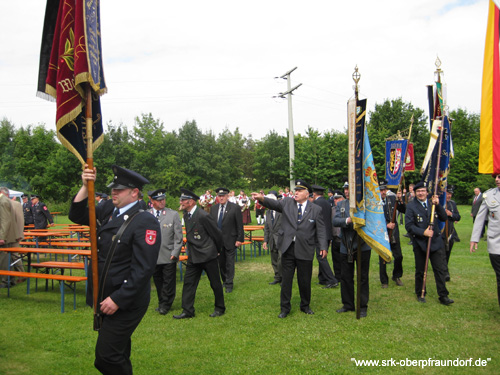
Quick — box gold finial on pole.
[434,56,443,83]
[352,65,361,98]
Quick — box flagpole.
[421,61,444,299]
[352,67,362,320]
[85,84,100,330]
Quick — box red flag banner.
[480,0,500,174]
[37,0,106,164]
[404,142,415,171]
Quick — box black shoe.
[209,310,224,317]
[445,275,450,282]
[439,296,454,305]
[278,312,288,318]
[301,308,314,315]
[322,282,339,289]
[225,287,233,293]
[336,307,354,313]
[173,312,194,319]
[269,280,280,285]
[360,309,367,318]
[393,278,404,286]
[158,308,169,315]
[417,297,426,303]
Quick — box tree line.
[0,98,489,212]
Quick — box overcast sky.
[0,0,488,139]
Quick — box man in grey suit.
[471,173,500,308]
[210,187,244,293]
[173,189,225,319]
[263,191,282,285]
[148,189,183,315]
[471,187,483,221]
[251,179,328,318]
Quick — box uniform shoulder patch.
[145,230,157,245]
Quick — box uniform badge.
[145,230,157,245]
[194,231,201,240]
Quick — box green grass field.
[1,206,498,374]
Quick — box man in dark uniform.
[31,194,54,229]
[210,187,244,293]
[311,184,338,289]
[405,181,453,305]
[379,181,405,288]
[442,186,461,281]
[174,189,225,319]
[69,165,161,375]
[330,190,344,283]
[263,190,282,285]
[21,194,34,226]
[251,179,328,318]
[333,196,371,318]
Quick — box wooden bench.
[251,236,265,256]
[31,261,86,290]
[236,241,253,261]
[0,270,87,313]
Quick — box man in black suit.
[405,181,453,305]
[333,196,371,317]
[311,185,338,288]
[379,181,405,288]
[210,187,244,293]
[251,179,328,318]
[174,189,225,319]
[263,190,282,285]
[442,186,461,281]
[69,165,161,375]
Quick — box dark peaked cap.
[107,165,149,190]
[150,189,166,200]
[180,188,200,201]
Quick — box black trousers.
[181,258,225,316]
[340,251,371,311]
[95,303,149,375]
[489,253,500,308]
[316,241,337,285]
[153,262,177,310]
[330,237,342,281]
[280,243,313,313]
[413,247,448,298]
[270,245,282,281]
[218,246,236,288]
[379,241,403,284]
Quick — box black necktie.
[423,202,427,210]
[112,209,119,218]
[271,211,275,225]
[187,213,192,221]
[156,210,160,219]
[218,205,224,229]
[298,203,303,223]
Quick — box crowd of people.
[2,166,499,375]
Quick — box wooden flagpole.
[85,84,100,330]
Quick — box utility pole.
[274,67,302,191]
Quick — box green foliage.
[0,101,486,205]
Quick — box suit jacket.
[332,199,370,254]
[184,206,223,264]
[260,197,327,261]
[382,195,406,245]
[69,199,161,310]
[264,209,282,250]
[148,208,183,264]
[0,193,17,244]
[12,200,24,241]
[313,196,333,241]
[405,198,447,253]
[471,193,483,218]
[210,201,244,250]
[471,188,500,254]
